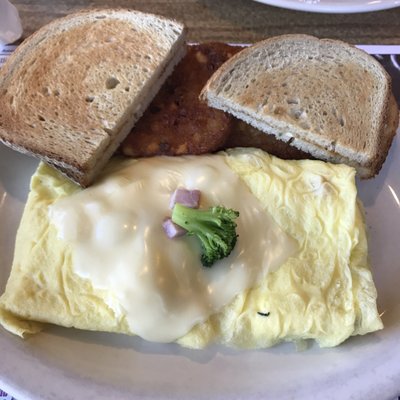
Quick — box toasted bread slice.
[200,35,399,178]
[0,9,186,186]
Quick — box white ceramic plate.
[253,0,400,14]
[0,137,400,400]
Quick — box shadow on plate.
[30,319,386,364]
[0,144,38,202]
[357,134,399,208]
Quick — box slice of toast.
[200,35,399,178]
[0,9,186,186]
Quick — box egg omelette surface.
[0,148,383,348]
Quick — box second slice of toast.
[201,35,399,178]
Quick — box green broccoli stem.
[171,203,218,228]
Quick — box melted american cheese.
[49,155,297,342]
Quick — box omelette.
[0,148,383,348]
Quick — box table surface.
[11,0,400,45]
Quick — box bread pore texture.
[0,9,186,186]
[200,35,399,178]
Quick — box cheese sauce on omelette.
[49,155,297,342]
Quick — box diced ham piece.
[162,218,187,238]
[169,188,201,209]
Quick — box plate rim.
[252,0,400,14]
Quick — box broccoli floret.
[171,203,239,267]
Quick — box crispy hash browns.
[120,43,241,157]
[120,42,310,160]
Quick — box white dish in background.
[0,136,400,400]
[253,0,400,14]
